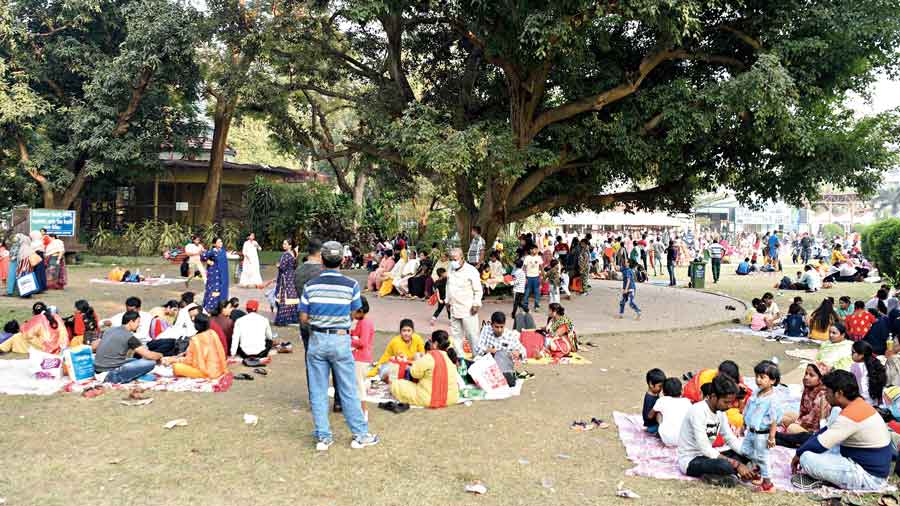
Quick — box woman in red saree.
[0,302,68,354]
[544,303,576,359]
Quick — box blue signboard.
[29,209,76,237]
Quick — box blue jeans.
[103,358,156,384]
[667,264,676,286]
[523,276,541,310]
[619,291,640,315]
[741,432,771,479]
[6,259,16,295]
[307,331,367,441]
[799,451,887,490]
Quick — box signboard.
[29,209,76,237]
[175,202,189,211]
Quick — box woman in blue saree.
[202,238,229,313]
[274,238,299,326]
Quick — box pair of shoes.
[634,313,641,320]
[315,437,334,451]
[616,314,624,319]
[378,401,410,413]
[790,473,823,490]
[701,474,738,488]
[430,317,437,326]
[351,433,379,449]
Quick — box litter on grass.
[243,413,259,426]
[616,482,640,499]
[464,482,487,495]
[164,418,188,429]
[120,398,153,407]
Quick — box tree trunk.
[197,99,235,224]
[351,169,368,231]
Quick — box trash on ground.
[243,413,259,426]
[616,481,640,499]
[570,420,594,432]
[464,482,487,495]
[541,477,555,491]
[120,398,153,407]
[518,459,530,465]
[164,418,188,429]
[592,417,610,429]
[557,453,572,460]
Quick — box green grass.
[76,254,170,266]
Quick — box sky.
[847,76,900,115]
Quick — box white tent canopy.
[554,210,691,227]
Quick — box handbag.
[427,292,439,306]
[28,253,42,268]
[17,273,38,296]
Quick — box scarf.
[428,350,449,408]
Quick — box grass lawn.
[0,260,890,505]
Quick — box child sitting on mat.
[643,368,666,434]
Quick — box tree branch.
[290,82,362,103]
[528,48,746,140]
[718,25,763,50]
[506,177,690,223]
[112,67,154,137]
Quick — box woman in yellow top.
[809,298,839,341]
[163,314,228,379]
[390,330,460,408]
[830,245,847,266]
[369,319,425,377]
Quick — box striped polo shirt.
[298,270,362,330]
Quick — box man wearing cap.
[294,239,343,410]
[231,299,274,359]
[299,240,379,451]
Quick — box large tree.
[0,0,202,210]
[284,0,900,248]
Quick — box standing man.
[666,240,678,287]
[767,231,780,271]
[446,247,483,356]
[652,237,666,277]
[800,233,813,265]
[294,239,342,411]
[618,260,642,319]
[299,241,378,451]
[707,239,725,284]
[468,226,486,266]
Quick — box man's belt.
[311,327,349,335]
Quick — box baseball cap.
[322,241,343,263]
[246,299,260,312]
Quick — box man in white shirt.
[231,299,273,358]
[522,245,543,311]
[474,312,526,386]
[102,296,154,344]
[799,265,821,292]
[677,375,753,486]
[446,247,483,356]
[707,239,726,283]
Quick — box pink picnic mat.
[613,411,856,494]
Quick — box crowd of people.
[643,357,897,493]
[2,228,67,296]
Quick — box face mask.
[450,260,461,270]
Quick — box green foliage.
[1,0,203,208]
[221,222,241,251]
[862,219,900,282]
[243,176,279,245]
[821,223,845,239]
[283,0,900,246]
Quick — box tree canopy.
[0,0,202,209]
[278,0,900,245]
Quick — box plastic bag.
[467,354,511,399]
[29,349,63,380]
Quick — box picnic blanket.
[613,411,895,495]
[526,352,592,365]
[724,327,818,345]
[90,277,183,287]
[331,377,525,406]
[0,359,68,395]
[63,372,233,394]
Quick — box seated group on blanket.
[642,360,897,492]
[0,291,282,385]
[361,309,579,409]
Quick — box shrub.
[820,223,845,239]
[862,218,900,282]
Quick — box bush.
[862,218,900,282]
[820,223,845,239]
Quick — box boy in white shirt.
[649,377,693,447]
[522,245,543,312]
[511,259,527,318]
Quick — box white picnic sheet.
[724,327,819,345]
[329,377,524,407]
[0,359,67,395]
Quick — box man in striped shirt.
[299,241,379,451]
[707,239,726,283]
